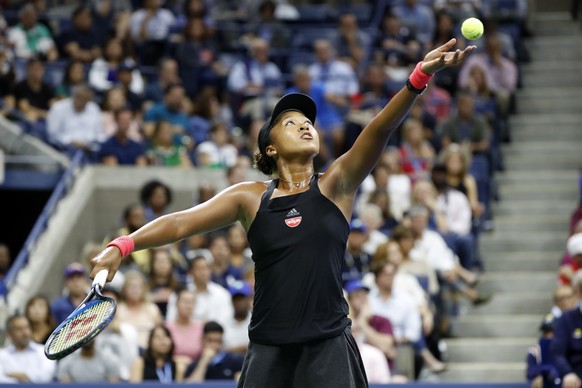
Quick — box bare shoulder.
[227,180,272,229]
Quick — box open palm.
[420,38,476,75]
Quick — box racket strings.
[46,300,114,354]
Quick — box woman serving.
[91,39,475,388]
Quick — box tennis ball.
[461,18,484,40]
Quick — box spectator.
[223,281,253,354]
[116,270,163,349]
[116,62,143,112]
[551,285,576,319]
[147,247,180,317]
[0,314,56,383]
[172,17,223,97]
[130,324,187,382]
[96,287,140,381]
[130,0,176,65]
[440,143,485,219]
[89,0,133,43]
[50,262,89,324]
[55,60,86,99]
[559,233,582,286]
[57,340,121,383]
[147,120,192,167]
[208,234,243,288]
[0,50,15,115]
[332,12,369,70]
[187,88,219,145]
[143,83,190,139]
[309,39,359,156]
[463,65,499,125]
[99,87,139,138]
[399,117,435,182]
[343,219,372,282]
[24,295,55,344]
[196,122,239,168]
[14,57,55,124]
[373,13,422,68]
[351,323,392,384]
[98,107,147,166]
[552,274,582,387]
[105,203,148,273]
[226,223,252,271]
[46,84,103,151]
[391,0,436,45]
[345,279,396,361]
[359,203,389,256]
[366,188,399,236]
[143,58,180,108]
[527,314,560,388]
[185,321,245,382]
[431,163,473,237]
[227,37,283,123]
[243,0,289,49]
[0,243,11,281]
[458,33,518,98]
[432,10,457,49]
[166,289,205,361]
[437,93,490,155]
[57,5,103,63]
[7,4,58,61]
[358,64,395,116]
[177,0,215,31]
[166,255,233,326]
[89,37,144,95]
[140,179,173,221]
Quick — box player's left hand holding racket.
[44,269,116,360]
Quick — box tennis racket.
[44,269,116,360]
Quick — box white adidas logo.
[286,208,300,217]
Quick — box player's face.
[270,111,319,159]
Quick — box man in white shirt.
[227,37,283,122]
[223,281,252,354]
[166,255,233,327]
[46,84,103,151]
[0,315,56,383]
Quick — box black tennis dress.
[237,174,368,388]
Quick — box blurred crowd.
[0,0,534,384]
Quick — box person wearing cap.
[91,38,475,387]
[223,281,253,355]
[527,314,561,388]
[343,219,372,283]
[50,262,89,324]
[552,272,582,388]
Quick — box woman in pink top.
[165,289,204,361]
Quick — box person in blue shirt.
[143,83,190,139]
[527,314,561,388]
[98,107,147,166]
[50,262,89,324]
[185,321,245,382]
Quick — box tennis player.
[91,38,475,387]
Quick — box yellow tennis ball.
[461,17,484,40]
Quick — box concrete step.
[493,199,577,216]
[496,169,580,185]
[467,292,553,315]
[522,73,582,87]
[455,315,540,338]
[438,362,526,382]
[497,183,578,200]
[485,252,562,272]
[481,235,564,252]
[521,62,582,74]
[445,338,536,363]
[517,97,582,114]
[501,142,581,153]
[493,216,568,233]
[510,113,582,127]
[477,271,557,293]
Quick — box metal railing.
[0,150,86,296]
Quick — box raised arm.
[90,182,260,281]
[331,39,475,194]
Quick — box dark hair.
[72,5,91,19]
[252,149,277,176]
[123,203,142,221]
[25,295,55,328]
[148,248,179,291]
[140,180,173,206]
[203,321,224,335]
[188,255,208,271]
[113,106,133,120]
[62,60,85,85]
[145,324,175,362]
[390,224,415,242]
[371,259,395,278]
[163,82,183,96]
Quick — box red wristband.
[106,236,135,257]
[409,62,433,90]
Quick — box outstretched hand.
[420,38,476,75]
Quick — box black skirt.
[237,326,368,388]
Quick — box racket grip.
[93,269,109,289]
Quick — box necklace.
[278,173,314,189]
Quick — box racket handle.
[93,269,109,289]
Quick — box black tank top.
[247,174,350,345]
